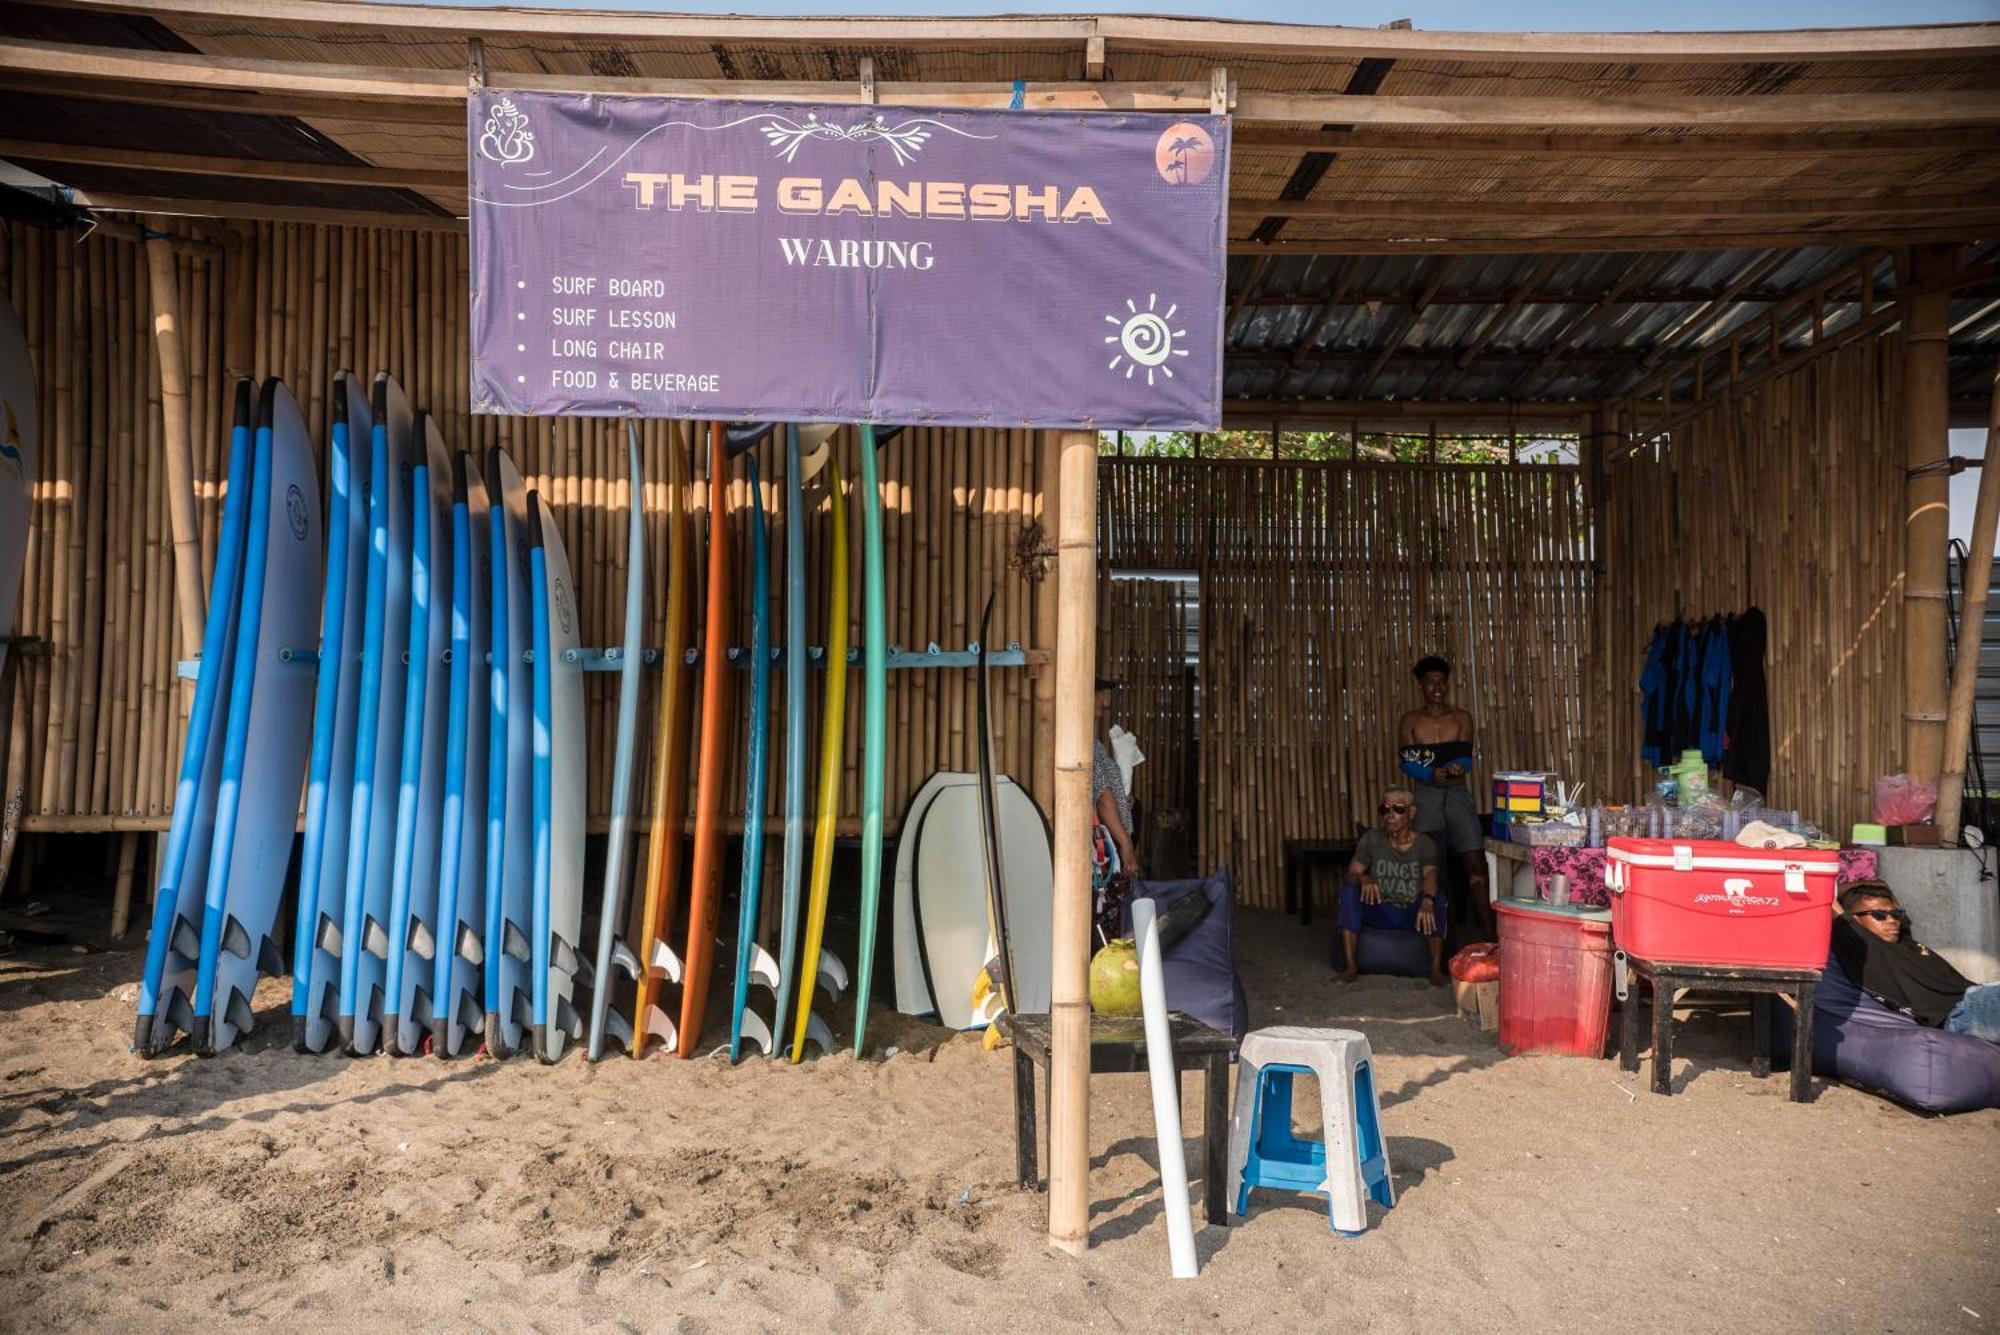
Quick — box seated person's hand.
[1360,877,1381,906]
[1416,896,1437,935]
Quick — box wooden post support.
[1046,428,1099,1258]
[109,830,140,938]
[1902,244,1956,781]
[1938,358,2000,842]
[143,216,208,657]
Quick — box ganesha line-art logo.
[1104,293,1189,388]
[479,98,536,166]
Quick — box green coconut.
[1089,938,1143,1015]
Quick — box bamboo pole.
[142,217,206,657]
[1937,358,2000,842]
[1901,244,1954,782]
[1047,428,1098,1258]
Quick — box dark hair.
[1839,880,1898,912]
[1413,655,1451,680]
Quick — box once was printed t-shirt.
[1354,828,1441,908]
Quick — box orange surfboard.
[676,423,733,1056]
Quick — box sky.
[415,0,2000,26]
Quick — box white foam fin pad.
[456,924,483,966]
[409,920,436,961]
[611,939,641,979]
[739,1009,773,1055]
[817,949,849,999]
[749,943,781,991]
[649,939,684,983]
[363,916,389,960]
[642,1004,678,1047]
[804,1012,835,1055]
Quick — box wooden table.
[1002,1011,1235,1226]
[1617,955,1820,1103]
[1281,837,1355,927]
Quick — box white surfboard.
[529,490,586,1062]
[194,378,323,1054]
[0,298,37,681]
[912,777,1053,1029]
[893,771,976,1017]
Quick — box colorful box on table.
[1604,838,1840,969]
[1490,771,1549,828]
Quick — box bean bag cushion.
[1329,926,1433,979]
[1121,871,1247,1044]
[1771,956,2000,1114]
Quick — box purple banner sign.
[468,92,1228,430]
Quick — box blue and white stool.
[1227,1026,1395,1235]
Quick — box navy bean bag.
[1328,926,1434,978]
[1771,956,2000,1114]
[1121,871,1248,1044]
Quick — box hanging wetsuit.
[1698,617,1732,767]
[1722,607,1770,792]
[1639,625,1672,767]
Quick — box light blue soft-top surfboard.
[728,423,778,1060]
[529,490,587,1062]
[292,371,372,1053]
[134,378,253,1055]
[483,448,534,1058]
[586,424,646,1060]
[383,412,454,1056]
[433,451,491,1058]
[0,297,39,685]
[339,373,413,1055]
[192,378,322,1055]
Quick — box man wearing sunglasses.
[1833,880,2000,1042]
[1337,786,1446,987]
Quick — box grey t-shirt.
[1354,829,1440,908]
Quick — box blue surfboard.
[483,448,534,1058]
[529,489,587,1062]
[728,424,778,1060]
[192,378,322,1054]
[586,424,646,1060]
[433,451,491,1058]
[134,378,254,1055]
[339,373,413,1055]
[384,413,454,1056]
[292,371,372,1053]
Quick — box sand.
[1,907,1995,1334]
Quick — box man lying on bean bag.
[1835,880,2000,1042]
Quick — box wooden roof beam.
[1232,127,2000,157]
[1505,254,1668,398]
[1226,227,2000,256]
[1353,257,1463,398]
[0,138,463,191]
[0,73,465,124]
[1224,398,1590,427]
[70,190,464,232]
[1244,192,2000,221]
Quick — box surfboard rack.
[559,643,1031,672]
[175,647,318,678]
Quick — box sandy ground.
[0,902,1995,1334]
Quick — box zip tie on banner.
[1009,80,1026,110]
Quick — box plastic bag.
[1448,942,1500,983]
[1872,773,1938,826]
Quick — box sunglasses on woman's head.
[1379,802,1412,815]
[1851,908,1908,922]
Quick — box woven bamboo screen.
[1099,457,1594,909]
[0,221,1057,838]
[1598,338,1906,832]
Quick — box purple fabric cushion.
[1772,956,2000,1114]
[1329,927,1433,978]
[1121,870,1246,1042]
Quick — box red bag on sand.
[1449,942,1500,983]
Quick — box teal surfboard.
[384,413,455,1056]
[339,373,413,1055]
[192,378,322,1055]
[851,424,896,1056]
[587,424,646,1060]
[433,451,491,1057]
[483,448,534,1057]
[135,379,253,1055]
[292,371,372,1053]
[529,490,587,1061]
[727,423,778,1060]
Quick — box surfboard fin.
[221,914,252,959]
[648,939,683,984]
[642,1004,678,1049]
[318,984,339,1022]
[510,987,534,1035]
[159,988,195,1045]
[816,949,849,1000]
[553,995,583,1039]
[503,920,532,962]
[552,935,587,983]
[603,1005,634,1051]
[408,920,436,962]
[412,986,433,1027]
[223,988,255,1043]
[257,935,284,979]
[803,1012,835,1055]
[456,924,484,966]
[169,915,201,962]
[610,939,641,979]
[315,913,343,956]
[748,943,781,992]
[737,1008,773,1056]
[363,915,389,960]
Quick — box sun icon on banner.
[1104,294,1189,387]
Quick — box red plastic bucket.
[1496,900,1613,1058]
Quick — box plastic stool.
[1227,1026,1395,1235]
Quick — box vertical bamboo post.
[1901,244,1954,782]
[109,829,140,938]
[1937,359,2000,842]
[1047,428,1098,1258]
[142,218,206,656]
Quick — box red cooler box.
[1604,838,1840,968]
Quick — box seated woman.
[1337,786,1447,987]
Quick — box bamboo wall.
[0,220,1058,843]
[1598,337,1907,832]
[1099,458,1595,908]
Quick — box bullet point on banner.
[517,344,525,352]
[517,280,526,289]
[517,313,525,321]
[517,375,526,383]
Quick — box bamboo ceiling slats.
[0,220,1057,838]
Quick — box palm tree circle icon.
[1153,123,1215,186]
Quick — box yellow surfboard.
[790,453,849,1062]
